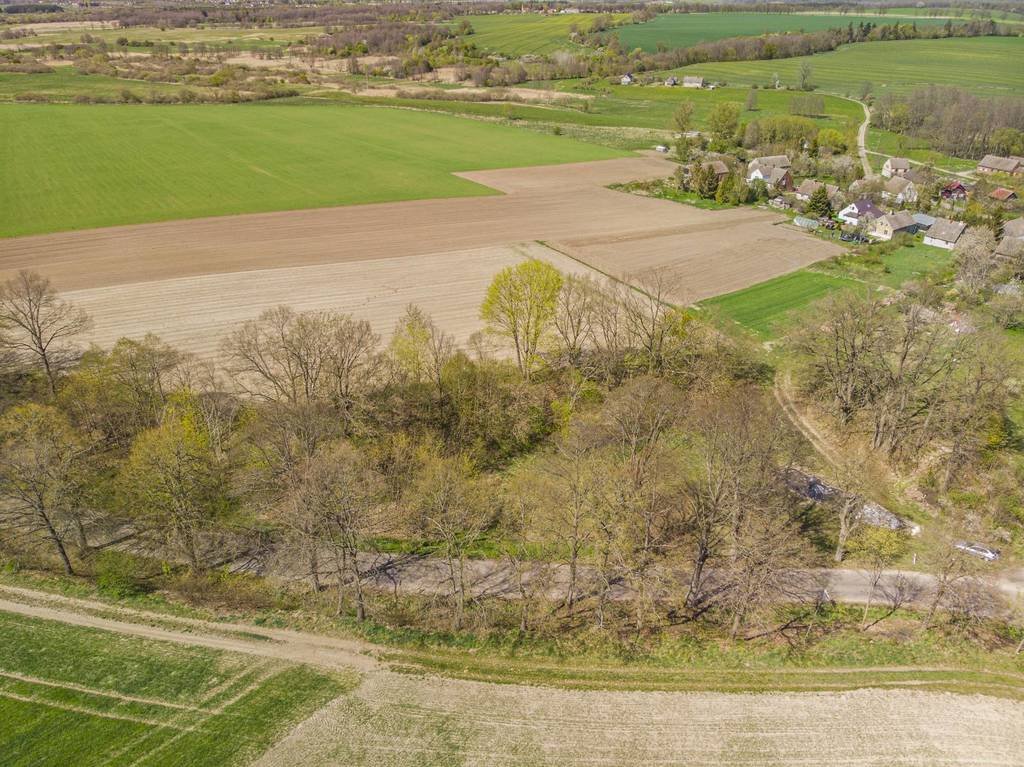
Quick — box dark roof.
[849,198,883,218]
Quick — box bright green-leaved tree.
[481,259,563,381]
[119,395,232,573]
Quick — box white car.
[655,145,670,153]
[954,542,1000,561]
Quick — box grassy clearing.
[6,24,317,51]
[0,101,623,237]
[617,11,950,52]
[0,611,351,767]
[701,242,954,337]
[0,66,203,102]
[456,13,631,56]
[867,128,978,173]
[672,36,1024,97]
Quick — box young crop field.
[0,101,622,237]
[673,36,1024,97]
[617,11,950,52]
[0,67,196,102]
[2,23,318,50]
[456,12,631,56]
[0,611,350,767]
[867,128,978,174]
[701,242,955,337]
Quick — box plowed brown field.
[0,155,840,354]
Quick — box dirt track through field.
[0,155,840,355]
[2,585,1023,767]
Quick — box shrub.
[95,550,147,598]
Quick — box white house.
[620,73,634,86]
[682,75,704,89]
[837,198,884,226]
[746,155,792,190]
[881,157,911,178]
[881,176,918,205]
[923,218,966,249]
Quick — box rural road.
[851,97,873,178]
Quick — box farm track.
[2,583,1023,766]
[0,155,840,356]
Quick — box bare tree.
[955,227,1000,299]
[0,271,92,395]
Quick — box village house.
[997,217,1024,262]
[794,179,839,203]
[872,211,918,241]
[682,75,705,89]
[989,187,1018,202]
[940,180,970,201]
[882,176,918,205]
[746,155,793,191]
[682,159,730,183]
[881,157,911,178]
[912,212,936,231]
[977,154,1023,176]
[837,198,884,226]
[923,217,967,249]
[664,76,679,87]
[620,73,634,86]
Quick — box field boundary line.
[0,669,210,712]
[0,689,192,729]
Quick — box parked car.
[654,145,670,154]
[840,232,868,243]
[954,542,1000,561]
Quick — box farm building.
[683,76,705,88]
[940,181,969,201]
[620,73,634,86]
[923,218,966,249]
[1004,217,1024,239]
[682,160,730,182]
[664,76,679,86]
[989,187,1018,202]
[977,155,1023,175]
[996,236,1024,261]
[871,211,918,241]
[837,198,884,226]
[881,157,911,178]
[794,179,839,202]
[882,176,918,205]
[912,212,936,230]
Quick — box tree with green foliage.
[0,404,92,575]
[119,397,232,573]
[806,185,833,217]
[671,100,694,134]
[707,102,741,150]
[849,527,908,628]
[798,61,813,91]
[816,128,847,154]
[481,259,563,381]
[744,88,758,112]
[691,163,720,199]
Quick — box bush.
[95,550,147,598]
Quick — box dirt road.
[3,583,1023,766]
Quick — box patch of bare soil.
[0,156,840,351]
[254,672,1024,767]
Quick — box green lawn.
[456,13,631,56]
[701,242,954,337]
[617,11,950,52]
[671,36,1024,97]
[0,101,623,237]
[867,128,978,173]
[0,67,201,102]
[0,611,351,767]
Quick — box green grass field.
[0,611,350,767]
[0,67,200,102]
[672,36,1024,97]
[7,24,318,51]
[617,11,950,52]
[867,128,978,173]
[456,13,631,56]
[702,242,954,337]
[0,101,622,238]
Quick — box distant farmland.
[674,36,1024,96]
[456,12,631,56]
[617,11,950,52]
[0,102,621,237]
